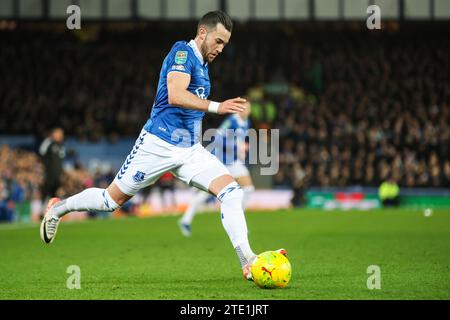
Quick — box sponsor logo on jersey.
[171,65,186,71]
[195,87,206,99]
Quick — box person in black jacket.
[39,128,66,203]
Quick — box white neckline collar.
[188,39,207,66]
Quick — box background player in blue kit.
[178,101,255,237]
[40,10,285,280]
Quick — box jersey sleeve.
[166,45,195,76]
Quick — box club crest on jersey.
[175,51,188,64]
[132,171,145,183]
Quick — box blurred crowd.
[1,22,449,216]
[270,27,450,191]
[0,143,116,221]
[0,145,43,221]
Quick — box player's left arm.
[167,72,210,111]
[167,72,247,114]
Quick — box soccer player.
[178,101,255,237]
[40,11,286,280]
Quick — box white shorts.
[225,160,250,179]
[113,130,230,196]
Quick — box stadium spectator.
[444,161,450,188]
[290,163,309,207]
[39,128,66,204]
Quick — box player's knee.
[107,183,131,207]
[217,182,244,203]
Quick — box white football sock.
[242,185,255,208]
[181,190,210,225]
[51,188,120,218]
[218,182,255,267]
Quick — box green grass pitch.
[0,208,449,299]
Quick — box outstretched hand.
[218,97,247,115]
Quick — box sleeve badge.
[175,51,188,64]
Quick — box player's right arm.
[167,72,247,115]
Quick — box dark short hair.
[198,10,233,33]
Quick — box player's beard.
[200,36,213,63]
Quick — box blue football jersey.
[213,114,250,165]
[144,40,210,147]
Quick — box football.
[251,251,292,289]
